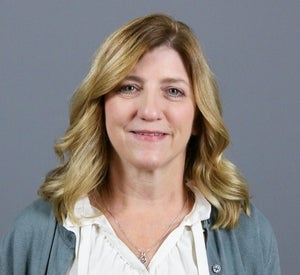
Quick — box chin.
[132,158,163,171]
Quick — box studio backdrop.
[0,1,299,274]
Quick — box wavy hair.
[38,13,250,229]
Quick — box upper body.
[0,197,280,275]
[0,14,281,274]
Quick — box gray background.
[1,0,299,273]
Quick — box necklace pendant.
[139,252,147,265]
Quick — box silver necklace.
[106,197,187,265]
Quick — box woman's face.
[104,46,196,172]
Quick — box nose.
[137,90,163,121]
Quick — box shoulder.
[1,198,57,246]
[208,203,277,248]
[235,204,279,257]
[237,203,275,238]
[206,203,280,274]
[238,205,279,257]
[9,198,55,233]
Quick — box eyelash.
[118,84,140,96]
[166,88,184,98]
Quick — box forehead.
[129,46,190,82]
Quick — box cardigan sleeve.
[264,229,281,275]
[257,208,281,275]
[0,199,57,274]
[238,204,281,275]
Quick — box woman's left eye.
[167,88,184,97]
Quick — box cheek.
[104,99,131,140]
[104,96,122,123]
[104,95,115,116]
[104,99,118,138]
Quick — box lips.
[130,130,168,140]
[132,131,166,136]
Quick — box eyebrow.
[161,78,190,88]
[123,75,144,83]
[123,75,190,88]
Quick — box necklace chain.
[105,197,187,265]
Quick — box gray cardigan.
[0,199,280,275]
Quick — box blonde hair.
[38,13,250,229]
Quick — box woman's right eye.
[120,85,135,92]
[118,84,140,97]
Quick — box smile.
[130,131,168,140]
[132,131,166,136]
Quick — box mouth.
[130,130,168,140]
[132,131,166,136]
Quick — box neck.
[93,161,193,267]
[106,161,187,213]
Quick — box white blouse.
[64,187,211,275]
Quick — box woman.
[0,14,280,274]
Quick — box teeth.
[138,132,163,136]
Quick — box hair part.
[38,13,250,229]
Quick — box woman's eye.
[116,84,141,98]
[119,85,137,93]
[167,88,184,97]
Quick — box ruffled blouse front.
[64,188,211,275]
